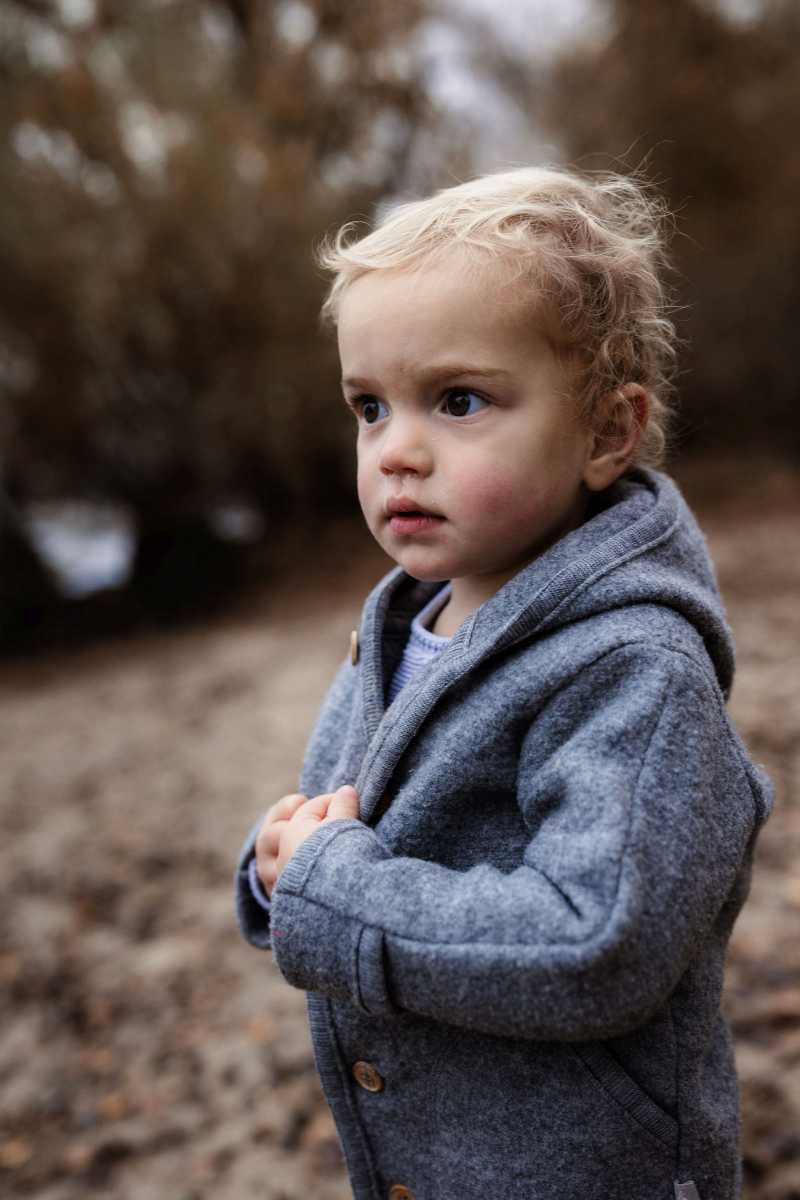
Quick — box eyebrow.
[341,364,513,389]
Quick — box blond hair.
[316,165,678,467]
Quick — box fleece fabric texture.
[234,468,772,1200]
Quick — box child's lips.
[388,512,444,534]
[384,498,445,534]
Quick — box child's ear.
[582,383,649,492]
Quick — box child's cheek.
[455,464,538,531]
[356,465,380,526]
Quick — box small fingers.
[325,784,360,821]
[255,819,286,898]
[289,792,332,821]
[254,789,345,899]
[264,793,308,825]
[256,857,277,897]
[255,820,283,860]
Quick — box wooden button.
[388,1186,415,1200]
[351,1060,384,1092]
[350,629,360,665]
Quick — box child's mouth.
[389,512,443,533]
[385,502,444,534]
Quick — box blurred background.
[0,1,798,1197]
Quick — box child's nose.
[378,413,433,476]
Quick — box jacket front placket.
[352,566,573,829]
[353,571,481,828]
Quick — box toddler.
[235,166,772,1200]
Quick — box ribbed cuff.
[234,816,272,951]
[275,817,366,896]
[269,819,398,1017]
[248,857,272,912]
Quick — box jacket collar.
[357,468,733,739]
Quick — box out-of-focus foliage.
[0,0,464,529]
[533,0,800,457]
[5,0,798,643]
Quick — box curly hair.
[316,165,678,467]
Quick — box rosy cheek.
[457,466,537,527]
[356,466,378,523]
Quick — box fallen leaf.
[0,954,21,985]
[246,1015,276,1043]
[0,1138,33,1169]
[97,1092,129,1121]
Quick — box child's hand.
[255,786,360,899]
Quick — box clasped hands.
[255,785,360,899]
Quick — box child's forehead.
[337,256,576,396]
[340,250,541,332]
[337,249,565,368]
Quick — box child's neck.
[429,570,516,638]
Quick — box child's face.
[337,255,600,605]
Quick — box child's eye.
[441,389,489,418]
[352,396,389,425]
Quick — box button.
[350,629,360,665]
[351,1060,384,1092]
[388,1186,415,1200]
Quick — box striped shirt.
[386,583,452,705]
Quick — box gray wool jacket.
[235,468,772,1200]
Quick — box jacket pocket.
[424,1031,677,1200]
[570,1042,678,1152]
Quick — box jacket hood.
[370,469,735,698]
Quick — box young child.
[234,166,772,1200]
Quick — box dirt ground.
[1,460,799,1200]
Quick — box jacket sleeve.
[233,657,357,952]
[266,645,772,1039]
[234,814,274,950]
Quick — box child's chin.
[372,536,450,582]
[405,569,451,582]
[395,559,452,583]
